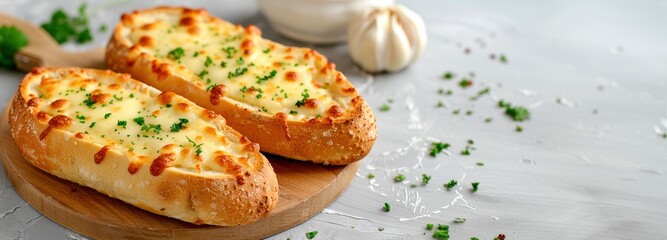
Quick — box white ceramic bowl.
[258,0,394,44]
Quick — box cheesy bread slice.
[106,7,377,165]
[9,67,278,226]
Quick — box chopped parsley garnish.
[132,117,145,126]
[380,104,390,112]
[437,224,449,231]
[305,231,318,239]
[167,47,185,60]
[228,67,248,78]
[129,93,134,98]
[222,46,237,59]
[165,103,172,108]
[141,124,162,134]
[458,78,473,88]
[204,56,213,67]
[0,26,29,69]
[367,173,375,179]
[289,110,298,115]
[444,179,458,189]
[193,52,199,57]
[83,93,95,108]
[75,114,86,123]
[198,69,209,79]
[186,136,203,156]
[262,48,271,54]
[295,89,310,107]
[394,173,406,182]
[240,85,248,93]
[170,118,189,132]
[256,69,277,84]
[236,57,245,65]
[88,122,96,128]
[383,202,391,212]
[471,182,480,192]
[117,120,127,128]
[422,174,431,184]
[426,223,434,230]
[220,61,227,68]
[104,113,112,119]
[443,71,455,80]
[41,3,92,45]
[429,142,450,157]
[453,217,466,223]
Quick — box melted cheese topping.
[122,10,356,120]
[26,69,258,176]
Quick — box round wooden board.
[0,104,359,239]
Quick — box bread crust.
[9,67,279,226]
[106,6,377,165]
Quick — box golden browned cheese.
[9,67,279,226]
[106,7,377,165]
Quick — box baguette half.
[106,7,377,165]
[9,67,279,226]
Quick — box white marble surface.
[1,0,667,239]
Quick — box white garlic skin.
[348,4,427,73]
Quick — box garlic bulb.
[348,4,427,73]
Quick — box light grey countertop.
[1,0,666,239]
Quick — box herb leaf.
[383,202,391,212]
[0,26,29,69]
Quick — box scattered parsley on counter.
[662,133,667,139]
[426,223,434,230]
[471,182,480,192]
[476,162,485,166]
[452,109,460,115]
[394,173,406,182]
[453,217,466,223]
[41,3,93,44]
[98,24,107,32]
[168,47,185,60]
[465,110,473,116]
[0,26,29,69]
[422,174,432,185]
[305,231,318,239]
[458,78,473,88]
[433,224,450,240]
[367,173,375,179]
[444,179,458,190]
[380,104,390,112]
[471,238,480,240]
[515,125,523,132]
[436,101,445,108]
[499,54,508,64]
[383,202,391,212]
[484,117,493,123]
[470,87,491,101]
[460,146,471,156]
[429,142,450,157]
[498,99,531,122]
[443,71,455,80]
[378,227,385,231]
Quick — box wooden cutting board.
[0,104,359,239]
